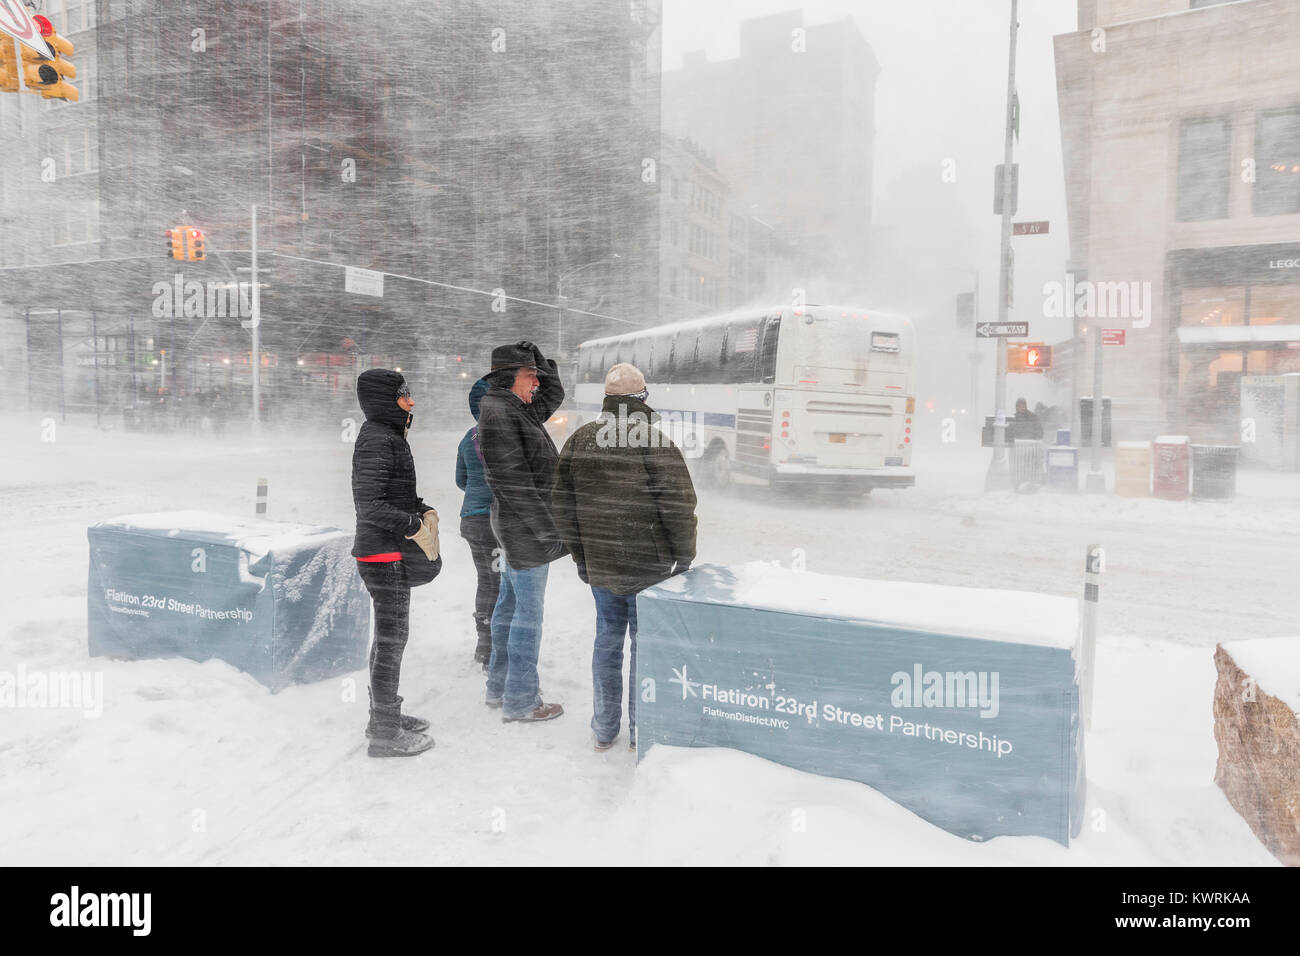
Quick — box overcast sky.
[660,0,1082,368]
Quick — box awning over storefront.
[1177,324,1300,345]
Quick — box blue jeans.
[591,586,638,744]
[486,561,550,718]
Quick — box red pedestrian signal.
[1007,342,1052,373]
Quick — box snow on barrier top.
[1220,637,1300,717]
[93,511,344,563]
[87,512,370,691]
[638,562,1087,845]
[650,561,1080,650]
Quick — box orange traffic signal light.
[1007,342,1052,373]
[165,227,184,260]
[0,37,19,94]
[186,227,206,261]
[20,15,77,102]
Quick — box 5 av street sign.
[975,321,1029,338]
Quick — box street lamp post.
[941,266,982,418]
[556,255,620,355]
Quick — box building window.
[1254,108,1300,217]
[1176,117,1231,222]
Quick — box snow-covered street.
[2,416,1292,865]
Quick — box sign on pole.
[1013,220,1049,236]
[1102,329,1126,346]
[345,266,384,297]
[0,0,53,58]
[976,321,1029,338]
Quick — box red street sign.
[1102,329,1126,346]
[1012,221,1049,236]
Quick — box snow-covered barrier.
[88,511,370,691]
[1213,639,1300,865]
[636,563,1086,846]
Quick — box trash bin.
[1011,439,1045,489]
[1191,445,1239,500]
[1046,445,1078,491]
[1153,435,1190,501]
[1115,441,1151,496]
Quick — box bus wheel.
[701,444,731,489]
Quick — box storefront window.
[1246,284,1300,325]
[1253,107,1300,217]
[1180,286,1245,326]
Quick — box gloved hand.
[405,509,439,561]
[521,340,547,369]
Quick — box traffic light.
[0,37,18,94]
[164,227,184,260]
[1007,342,1052,373]
[186,227,206,261]
[20,15,77,102]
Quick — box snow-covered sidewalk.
[0,418,1288,865]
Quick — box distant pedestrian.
[477,341,567,723]
[455,377,500,669]
[351,368,439,758]
[1012,397,1043,441]
[552,363,698,751]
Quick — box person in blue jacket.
[456,377,500,668]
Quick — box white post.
[1080,543,1102,730]
[985,0,1018,491]
[250,204,261,429]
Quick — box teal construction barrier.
[636,563,1086,846]
[88,511,370,691]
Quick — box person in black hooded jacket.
[351,368,436,758]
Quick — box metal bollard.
[1080,543,1103,730]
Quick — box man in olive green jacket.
[552,363,698,751]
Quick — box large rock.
[1213,641,1300,865]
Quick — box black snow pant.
[357,559,411,737]
[460,513,500,661]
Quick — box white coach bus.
[570,304,916,492]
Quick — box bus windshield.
[786,312,911,392]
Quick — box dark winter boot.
[368,728,435,758]
[365,692,429,738]
[473,619,492,667]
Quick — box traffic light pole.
[1086,322,1105,492]
[985,0,1018,492]
[250,204,261,429]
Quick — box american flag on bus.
[733,327,758,353]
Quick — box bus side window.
[758,316,780,384]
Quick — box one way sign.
[975,321,1029,338]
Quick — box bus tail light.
[906,397,915,414]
